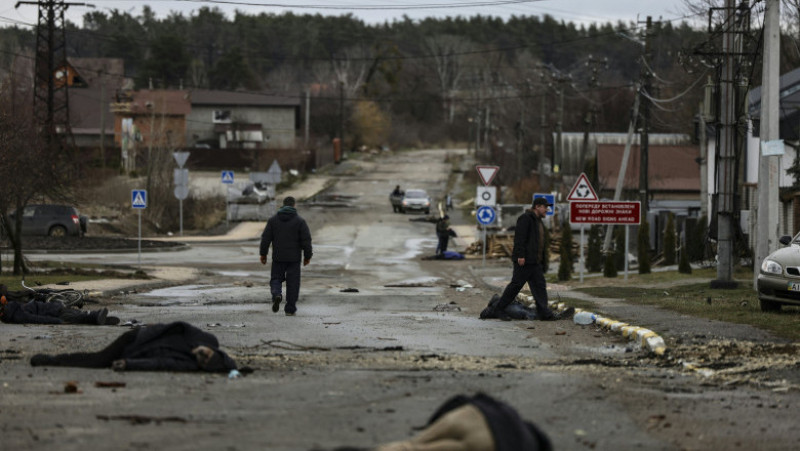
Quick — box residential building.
[186,89,300,149]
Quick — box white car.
[757,233,800,311]
[400,189,431,214]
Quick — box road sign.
[476,165,499,186]
[569,201,641,225]
[533,193,555,216]
[173,151,190,168]
[174,186,189,200]
[476,206,496,225]
[221,170,234,184]
[476,186,497,206]
[174,168,189,187]
[131,189,147,209]
[567,172,598,201]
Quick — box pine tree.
[678,243,692,274]
[663,212,676,265]
[558,223,573,280]
[614,226,626,270]
[587,225,603,272]
[558,245,572,281]
[638,220,651,274]
[603,251,618,278]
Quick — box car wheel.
[48,225,67,237]
[759,298,781,312]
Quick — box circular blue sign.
[476,206,496,225]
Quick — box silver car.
[399,189,431,214]
[757,233,800,311]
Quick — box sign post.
[173,152,190,236]
[221,170,234,228]
[476,206,496,267]
[569,200,641,280]
[131,189,147,268]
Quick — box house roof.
[189,89,300,107]
[597,144,701,192]
[124,90,192,116]
[68,58,127,91]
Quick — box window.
[213,110,232,123]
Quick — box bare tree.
[423,34,474,124]
[0,69,76,275]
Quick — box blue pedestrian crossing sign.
[476,205,496,225]
[533,193,555,216]
[131,189,147,209]
[221,170,234,184]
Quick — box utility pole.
[338,81,345,147]
[639,16,653,216]
[15,0,91,150]
[713,0,743,288]
[755,0,781,289]
[304,88,310,148]
[99,73,106,169]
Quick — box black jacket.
[511,209,546,265]
[260,206,313,262]
[121,322,237,372]
[1,300,63,324]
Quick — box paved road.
[5,149,800,450]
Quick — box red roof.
[597,144,701,192]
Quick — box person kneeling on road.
[482,197,573,321]
[1,294,117,326]
[30,321,238,372]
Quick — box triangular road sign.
[567,173,598,201]
[476,165,499,186]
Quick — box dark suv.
[6,205,87,237]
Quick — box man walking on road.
[260,196,313,316]
[483,197,567,321]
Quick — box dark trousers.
[496,262,553,318]
[436,233,449,255]
[32,329,138,367]
[270,260,301,314]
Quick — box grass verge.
[557,267,800,341]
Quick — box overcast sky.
[1,0,699,30]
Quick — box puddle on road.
[384,276,441,287]
[217,270,252,277]
[142,284,233,298]
[385,238,435,263]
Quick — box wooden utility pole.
[755,0,781,289]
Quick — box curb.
[551,302,667,355]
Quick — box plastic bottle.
[573,311,596,325]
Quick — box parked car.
[400,189,431,214]
[5,204,87,237]
[757,233,800,311]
